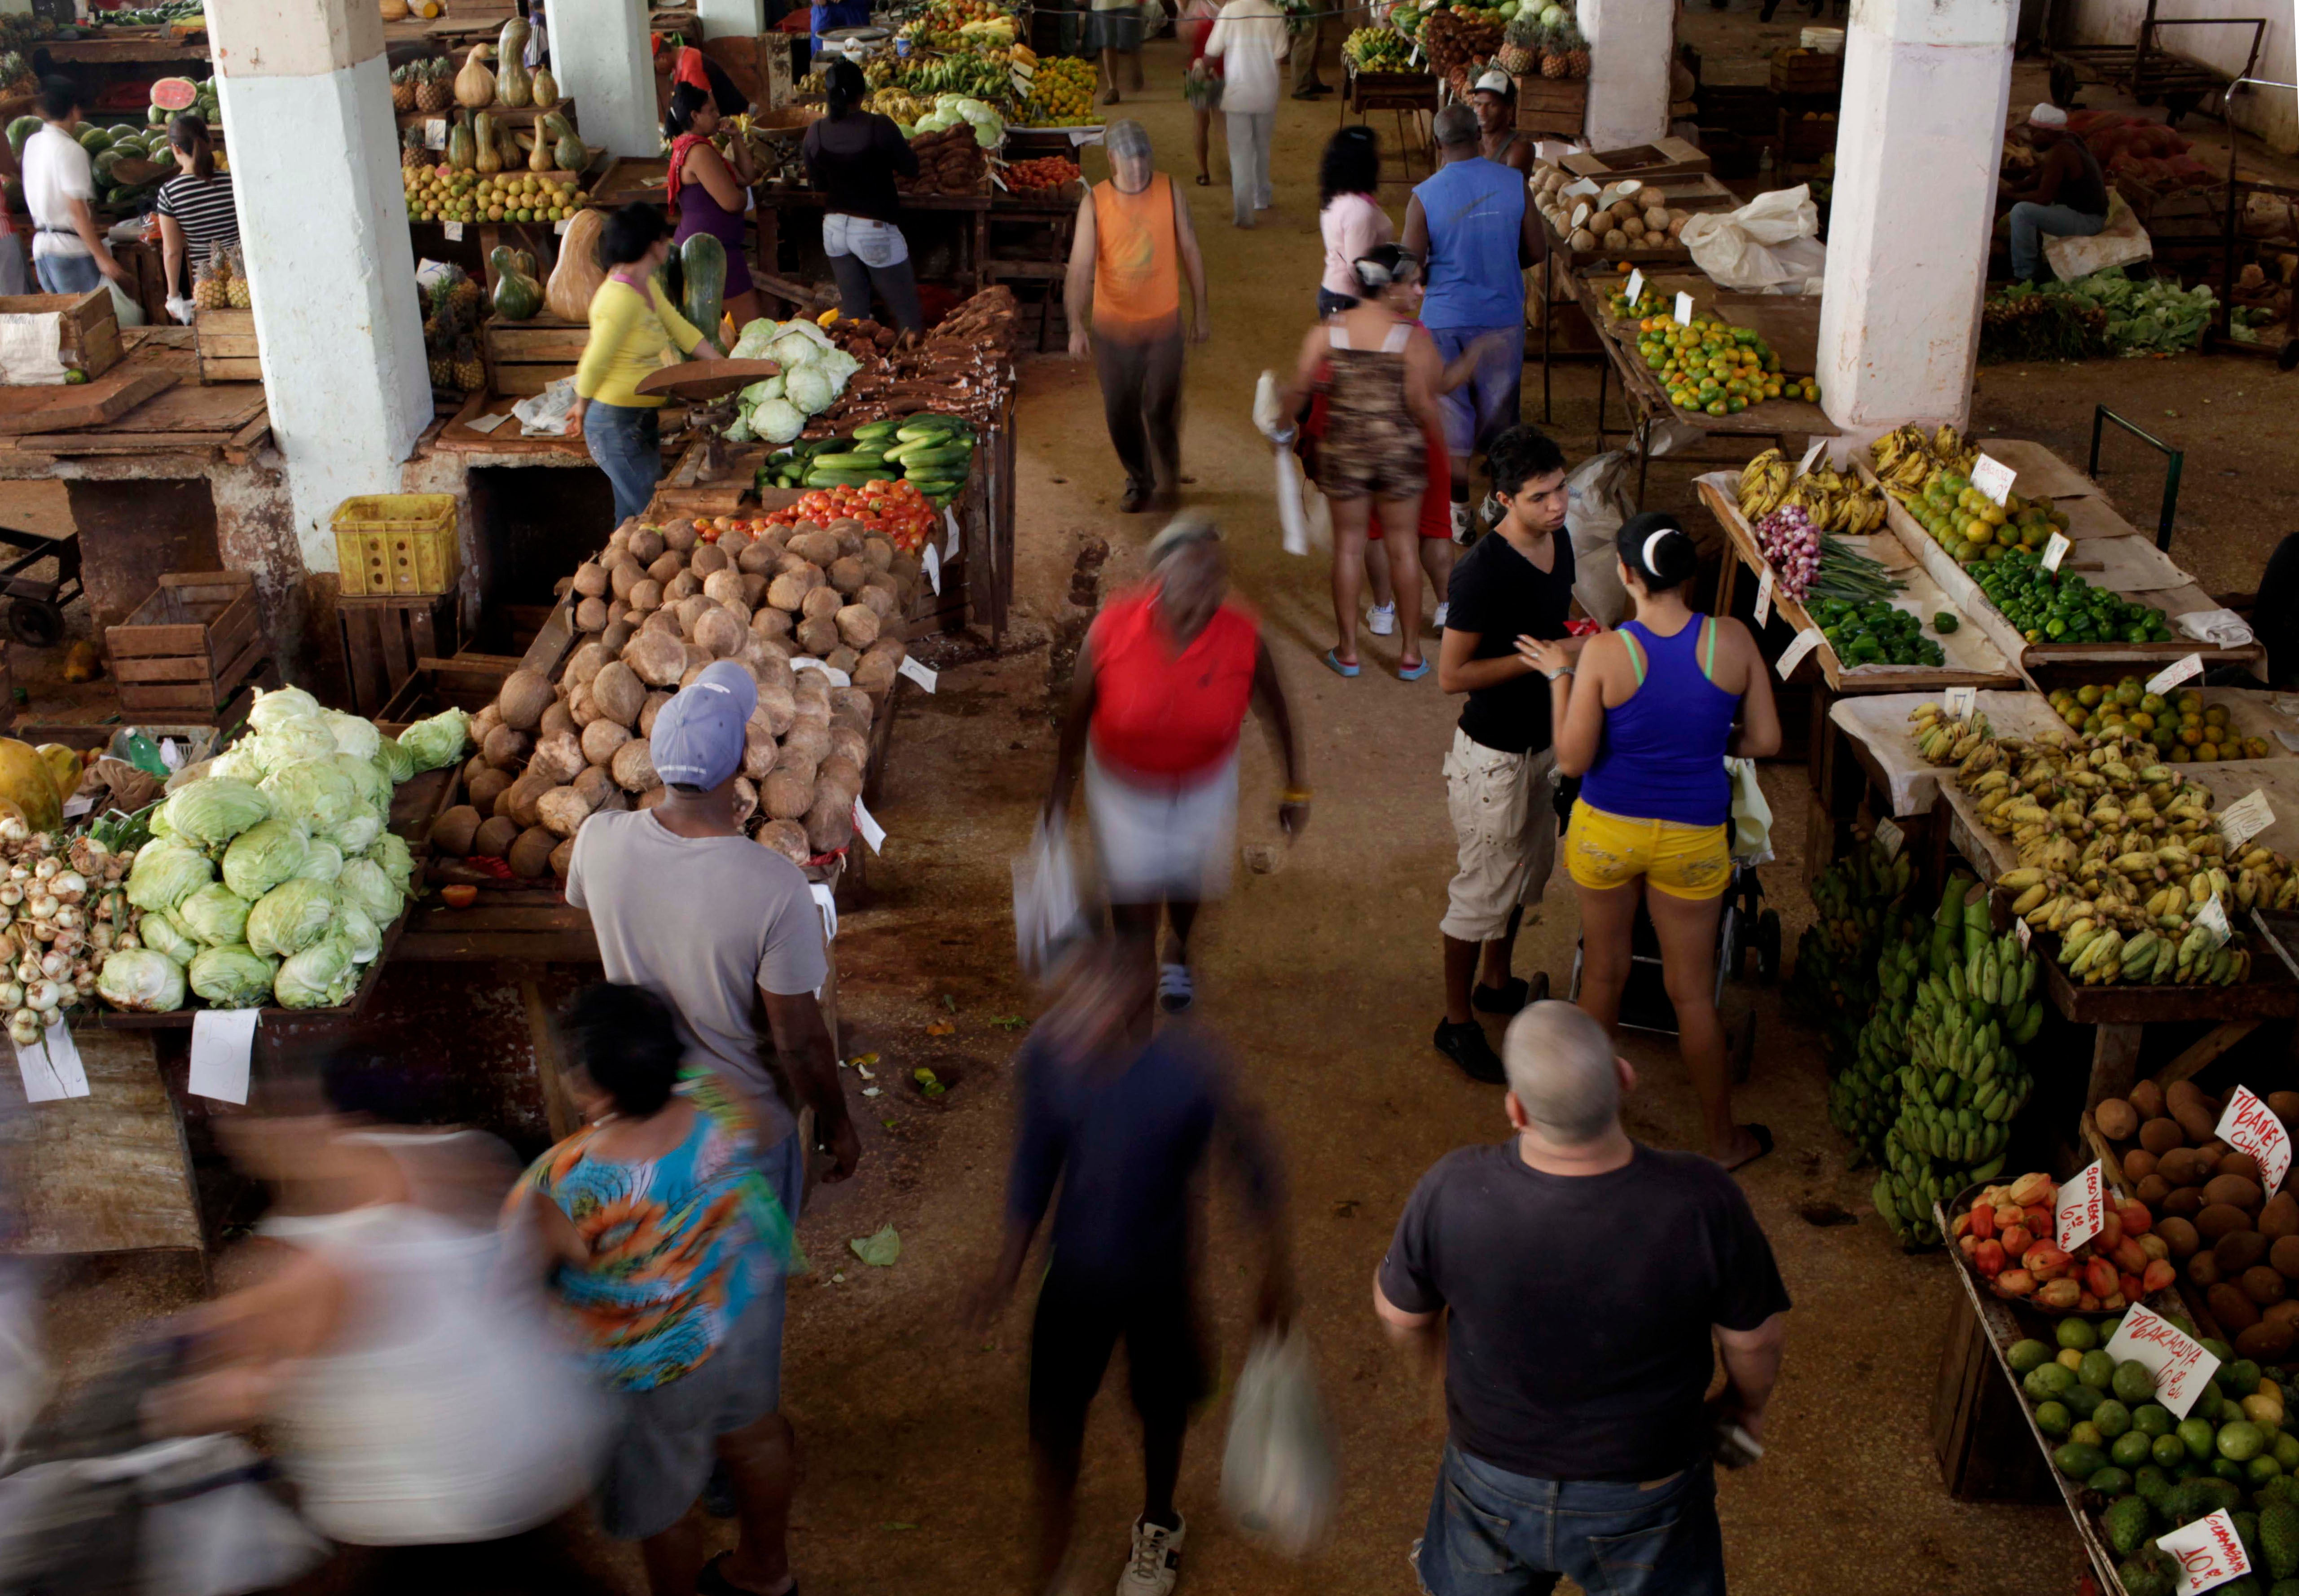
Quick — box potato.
[2130,1079,2166,1120]
[2237,1319,2298,1361]
[531,731,585,786]
[2139,1118,2186,1157]
[2156,1215,2201,1258]
[2274,1234,2299,1279]
[2246,1264,2290,1306]
[2217,1230,2270,1274]
[2207,1173,2264,1212]
[2197,1203,2255,1243]
[581,719,631,767]
[756,818,810,865]
[430,805,483,857]
[2122,1148,2160,1182]
[473,815,520,858]
[2095,1098,2140,1142]
[538,786,595,839]
[2210,1282,2264,1335]
[2263,1192,2299,1240]
[508,826,557,879]
[467,767,512,815]
[483,725,532,772]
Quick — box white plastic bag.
[1220,1328,1338,1559]
[1564,451,1633,627]
[513,377,579,436]
[1012,816,1084,979]
[2045,192,2151,281]
[1681,186,1826,293]
[1725,756,1774,866]
[1275,447,1310,556]
[1251,368,1290,442]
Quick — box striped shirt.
[155,174,239,254]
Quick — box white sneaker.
[1156,963,1195,1014]
[1117,1516,1185,1595]
[1433,601,1449,629]
[1366,602,1396,636]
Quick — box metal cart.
[2045,2,2265,128]
[0,526,82,647]
[1566,860,1781,1081]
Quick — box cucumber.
[904,478,965,497]
[809,452,889,471]
[885,436,972,462]
[894,444,974,471]
[804,468,882,489]
[852,420,904,441]
[895,417,972,443]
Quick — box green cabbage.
[262,759,360,833]
[730,317,779,359]
[397,708,471,773]
[784,365,833,415]
[322,710,381,761]
[333,752,392,818]
[248,685,323,734]
[161,777,270,849]
[336,857,401,924]
[147,806,180,844]
[373,737,416,786]
[292,839,343,883]
[222,818,310,900]
[175,883,253,946]
[363,833,416,897]
[754,397,805,444]
[332,812,384,855]
[126,844,214,913]
[768,330,825,371]
[250,717,337,769]
[246,879,337,959]
[339,903,381,964]
[188,944,277,1009]
[205,746,264,784]
[136,908,200,964]
[96,948,185,1013]
[739,375,785,406]
[274,936,361,1009]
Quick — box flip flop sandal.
[1323,649,1360,678]
[698,1555,794,1596]
[1398,656,1430,681]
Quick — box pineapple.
[413,58,451,114]
[1562,21,1589,78]
[192,247,230,312]
[390,64,417,113]
[1497,11,1539,77]
[429,351,453,388]
[401,124,429,171]
[1539,23,1569,79]
[451,336,484,393]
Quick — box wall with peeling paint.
[2057,0,2297,153]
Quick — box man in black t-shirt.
[1376,1001,1789,1596]
[1433,426,1583,1083]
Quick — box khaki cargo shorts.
[1441,729,1559,944]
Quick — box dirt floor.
[19,15,2299,1596]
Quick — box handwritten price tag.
[2195,892,2233,949]
[2148,654,2206,696]
[1969,453,2016,507]
[2106,1304,2221,1419]
[424,117,447,149]
[1874,817,1904,862]
[1796,436,1828,475]
[12,1019,87,1104]
[1624,268,1644,304]
[851,796,887,856]
[443,220,464,242]
[944,506,961,560]
[1754,567,1774,630]
[2016,916,2033,950]
[1774,628,1821,681]
[897,655,938,693]
[2217,1086,2293,1196]
[2055,1160,2107,1253]
[2218,788,2276,853]
[810,881,837,942]
[1944,685,1977,718]
[923,542,941,596]
[1673,290,1694,326]
[2158,1509,2251,1594]
[189,1008,258,1105]
[2041,531,2072,573]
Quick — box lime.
[2035,1400,2073,1438]
[2214,1457,2250,1484]
[2058,1319,2100,1352]
[2250,1454,2284,1485]
[2132,1403,2175,1439]
[2113,1361,2159,1405]
[2219,1420,2266,1462]
[2112,1431,2155,1468]
[2154,1432,2191,1468]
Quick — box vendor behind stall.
[2001,103,2108,283]
[801,60,924,334]
[567,203,713,524]
[156,114,239,319]
[23,77,127,295]
[664,53,763,337]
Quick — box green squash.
[539,108,576,148]
[490,245,543,321]
[554,131,587,174]
[679,233,726,343]
[531,63,558,110]
[447,109,475,172]
[496,54,531,109]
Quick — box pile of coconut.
[1529,168,1694,255]
[426,514,919,880]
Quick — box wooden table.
[755,189,994,302]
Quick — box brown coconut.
[703,570,746,608]
[573,764,615,811]
[467,767,513,815]
[503,772,551,828]
[663,570,702,605]
[483,725,532,772]
[862,536,894,572]
[473,814,521,858]
[825,646,862,676]
[858,584,899,620]
[731,777,758,827]
[430,805,483,856]
[538,786,596,839]
[796,616,840,657]
[646,551,684,586]
[548,838,576,879]
[538,701,578,742]
[639,691,674,736]
[609,558,645,600]
[600,620,635,655]
[828,724,870,771]
[572,560,610,598]
[529,731,585,786]
[580,719,631,767]
[626,629,688,688]
[576,597,609,632]
[804,791,855,854]
[816,755,863,805]
[675,594,716,635]
[691,542,730,576]
[756,818,810,865]
[592,662,646,727]
[767,572,815,613]
[610,739,658,793]
[657,521,695,554]
[629,579,665,613]
[508,826,558,879]
[801,585,843,622]
[694,607,747,659]
[789,529,841,567]
[827,556,868,596]
[780,721,832,768]
[835,604,881,649]
[764,766,814,819]
[743,722,778,781]
[568,683,600,727]
[499,669,554,731]
[755,682,797,735]
[629,526,666,563]
[753,607,795,642]
[738,538,781,575]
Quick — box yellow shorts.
[1565,799,1732,901]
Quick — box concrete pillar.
[551,0,661,158]
[1582,0,1672,150]
[696,0,766,40]
[207,0,430,576]
[1813,0,2016,432]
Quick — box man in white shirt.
[1204,0,1288,229]
[23,78,126,295]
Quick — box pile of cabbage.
[100,688,471,1013]
[911,95,1003,147]
[721,317,866,446]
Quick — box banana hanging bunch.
[1829,933,1918,1164]
[1781,463,1889,535]
[1738,447,1793,521]
[1908,702,1992,766]
[1870,422,1980,492]
[1789,836,1914,1055]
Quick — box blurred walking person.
[1179,0,1223,186]
[1204,0,1288,228]
[510,983,797,1596]
[1045,515,1306,1014]
[1066,120,1211,514]
[970,932,1293,1596]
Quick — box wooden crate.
[194,306,260,384]
[482,314,585,396]
[1513,73,1588,135]
[337,592,462,717]
[1781,109,1839,161]
[1769,48,1842,95]
[0,289,122,380]
[103,571,266,717]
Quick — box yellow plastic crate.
[332,494,460,597]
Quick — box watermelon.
[149,76,199,113]
[75,127,110,153]
[6,116,38,158]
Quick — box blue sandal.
[1323,649,1360,678]
[1398,656,1430,681]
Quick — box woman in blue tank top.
[1520,514,1782,1171]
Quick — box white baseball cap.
[1473,67,1513,97]
[2029,102,2069,128]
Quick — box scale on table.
[634,358,784,479]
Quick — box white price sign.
[2041,531,2072,573]
[1969,453,2016,506]
[1874,817,1904,862]
[2055,1160,2107,1253]
[897,655,938,693]
[2218,788,2276,853]
[922,541,941,596]
[810,881,837,941]
[2216,1086,2293,1197]
[189,1008,259,1105]
[2195,892,2233,948]
[424,117,447,149]
[1944,685,1978,718]
[443,220,464,242]
[2158,1510,2251,1594]
[851,796,887,855]
[1673,290,1694,326]
[2015,916,2033,950]
[1624,268,1644,304]
[2147,654,2205,696]
[1796,437,1828,475]
[944,506,961,559]
[1753,567,1774,630]
[2105,1304,2221,1419]
[12,1019,87,1103]
[1774,628,1821,681]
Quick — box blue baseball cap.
[649,660,758,789]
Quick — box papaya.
[447,109,475,171]
[490,245,542,321]
[34,745,77,803]
[474,110,502,174]
[0,740,62,832]
[680,234,726,345]
[546,208,607,321]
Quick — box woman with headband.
[663,70,763,338]
[1521,514,1782,1171]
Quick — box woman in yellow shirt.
[566,204,716,524]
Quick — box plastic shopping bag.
[1564,452,1633,626]
[1725,756,1775,866]
[1275,447,1310,556]
[1012,817,1085,980]
[1681,185,1826,293]
[1220,1328,1338,1559]
[1251,369,1290,442]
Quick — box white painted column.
[696,0,766,40]
[1582,0,1672,149]
[551,0,661,158]
[1813,0,2016,432]
[207,0,430,575]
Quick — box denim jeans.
[583,400,660,526]
[2009,201,2106,281]
[1417,1444,1726,1596]
[1430,323,1525,459]
[33,251,102,295]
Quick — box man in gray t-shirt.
[565,659,857,1596]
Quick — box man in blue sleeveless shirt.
[1402,105,1544,541]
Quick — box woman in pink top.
[1317,127,1392,318]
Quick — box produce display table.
[1340,67,1437,184]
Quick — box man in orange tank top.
[1064,120,1211,515]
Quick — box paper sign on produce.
[2215,1086,2292,1196]
[1944,685,1977,718]
[189,1009,259,1105]
[1969,454,2015,506]
[2106,1305,2219,1419]
[1875,818,1903,862]
[898,655,938,693]
[852,797,887,856]
[13,1020,87,1103]
[2195,893,2233,948]
[2054,1160,2106,1253]
[1673,291,1694,326]
[2217,789,2275,853]
[1624,268,1644,303]
[1774,628,1820,680]
[1754,568,1773,629]
[2041,532,2072,573]
[2148,654,2205,696]
[2158,1509,2250,1594]
[1796,437,1827,475]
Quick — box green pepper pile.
[1972,550,2173,646]
[1807,597,1947,668]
